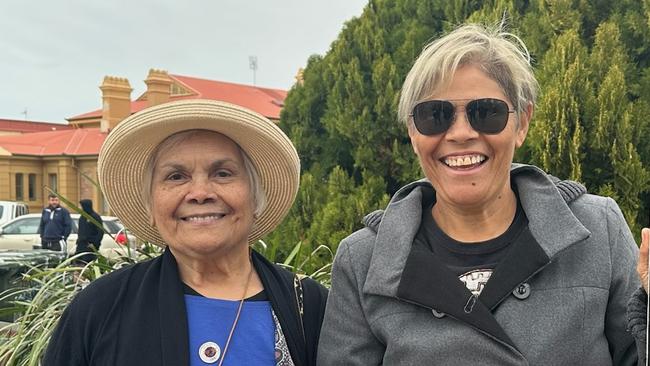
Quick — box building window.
[15,173,24,201]
[28,174,37,201]
[49,174,58,193]
[170,83,192,96]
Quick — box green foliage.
[0,245,163,365]
[524,29,591,182]
[263,167,389,271]
[271,0,650,256]
[256,241,333,287]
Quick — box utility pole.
[21,108,28,120]
[249,56,258,85]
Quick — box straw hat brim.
[97,99,300,246]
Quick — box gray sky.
[0,0,367,123]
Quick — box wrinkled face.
[48,196,60,208]
[408,65,530,209]
[150,132,254,256]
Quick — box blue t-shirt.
[185,293,276,365]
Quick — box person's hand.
[637,228,650,293]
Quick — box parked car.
[0,213,137,258]
[0,201,29,226]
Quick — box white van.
[0,201,29,226]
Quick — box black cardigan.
[43,248,328,366]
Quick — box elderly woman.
[318,24,648,365]
[44,100,327,366]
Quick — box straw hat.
[97,99,300,246]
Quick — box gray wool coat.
[318,164,642,365]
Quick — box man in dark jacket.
[38,194,72,252]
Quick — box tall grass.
[0,245,162,365]
[255,240,333,287]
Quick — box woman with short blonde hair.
[319,23,648,365]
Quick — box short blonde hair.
[398,23,538,127]
[142,130,267,218]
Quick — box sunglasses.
[410,98,515,135]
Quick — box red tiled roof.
[0,119,72,133]
[68,75,287,121]
[0,128,106,156]
[169,75,287,118]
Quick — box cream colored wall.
[42,159,60,209]
[0,158,10,201]
[57,158,79,211]
[76,158,103,213]
[0,156,44,213]
[0,156,103,215]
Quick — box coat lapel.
[363,182,428,298]
[511,164,591,258]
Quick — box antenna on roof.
[21,108,28,121]
[249,56,258,85]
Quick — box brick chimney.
[99,76,132,133]
[144,69,172,107]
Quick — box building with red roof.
[67,71,286,128]
[0,69,287,214]
[0,118,71,136]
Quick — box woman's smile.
[441,153,487,169]
[179,212,228,224]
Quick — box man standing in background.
[38,194,72,252]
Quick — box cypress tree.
[526,29,591,182]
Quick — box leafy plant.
[255,240,333,287]
[0,244,161,365]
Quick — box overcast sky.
[0,0,367,123]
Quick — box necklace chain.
[217,255,253,366]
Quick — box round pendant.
[198,341,221,364]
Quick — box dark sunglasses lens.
[466,98,510,134]
[413,101,454,135]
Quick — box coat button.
[431,309,446,318]
[512,283,531,300]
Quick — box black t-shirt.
[414,189,528,296]
[183,283,268,301]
